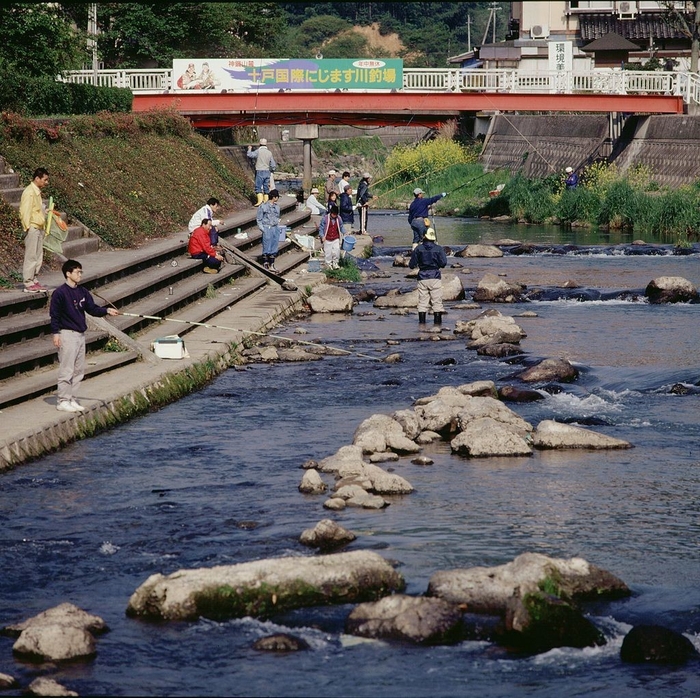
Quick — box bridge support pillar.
[295,125,319,194]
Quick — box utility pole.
[467,14,472,52]
[88,3,98,83]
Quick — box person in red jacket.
[188,219,223,274]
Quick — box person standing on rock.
[356,172,376,235]
[188,219,224,274]
[50,259,119,413]
[19,167,50,293]
[247,138,276,206]
[256,188,283,272]
[409,227,447,325]
[408,188,446,250]
[188,197,223,247]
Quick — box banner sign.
[173,58,403,91]
[548,41,573,72]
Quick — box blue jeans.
[411,219,427,244]
[261,226,281,256]
[191,252,221,269]
[255,171,271,195]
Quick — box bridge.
[64,67,695,128]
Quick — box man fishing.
[409,227,447,326]
[408,188,446,250]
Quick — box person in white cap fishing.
[565,166,579,190]
[409,227,447,326]
[408,188,447,250]
[356,172,376,235]
[247,138,276,206]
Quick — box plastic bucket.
[278,227,288,242]
[308,258,321,272]
[341,235,356,252]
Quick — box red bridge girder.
[133,91,684,128]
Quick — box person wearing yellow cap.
[409,227,447,325]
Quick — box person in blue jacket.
[408,227,447,325]
[408,188,446,249]
[565,167,579,189]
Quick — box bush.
[383,137,477,185]
[598,179,637,229]
[557,187,601,225]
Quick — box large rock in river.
[620,624,699,664]
[426,552,630,615]
[307,284,354,313]
[533,420,632,450]
[126,551,405,621]
[517,358,578,383]
[644,276,698,304]
[472,273,525,302]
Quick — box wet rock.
[253,633,310,652]
[126,551,405,621]
[441,274,465,301]
[392,409,423,440]
[354,288,377,303]
[427,552,630,615]
[27,678,78,697]
[393,255,410,267]
[346,492,389,509]
[323,498,346,511]
[416,430,441,444]
[503,593,605,654]
[411,456,434,465]
[518,310,538,317]
[13,625,96,663]
[335,484,370,500]
[369,452,399,463]
[298,469,327,494]
[4,603,107,637]
[257,346,279,362]
[414,395,471,435]
[346,594,464,645]
[362,462,414,494]
[390,308,410,316]
[620,624,699,664]
[455,310,526,346]
[518,358,578,383]
[307,285,354,313]
[384,353,402,363]
[669,382,696,395]
[299,519,356,550]
[353,414,421,455]
[457,244,503,258]
[473,273,526,303]
[317,445,364,474]
[533,420,632,450]
[300,459,319,470]
[645,276,698,304]
[561,279,580,288]
[334,475,373,491]
[476,343,524,358]
[457,396,532,437]
[294,327,309,334]
[0,673,17,689]
[435,357,457,365]
[277,347,324,362]
[451,418,533,458]
[374,288,419,308]
[498,386,545,403]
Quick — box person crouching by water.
[256,188,283,272]
[409,227,447,325]
[188,219,223,274]
[50,259,119,413]
[408,188,446,250]
[319,204,342,270]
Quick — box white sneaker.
[69,400,86,412]
[57,400,79,413]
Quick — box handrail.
[60,68,700,104]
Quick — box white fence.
[61,68,700,105]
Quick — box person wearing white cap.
[409,227,447,326]
[356,172,376,235]
[565,166,578,189]
[305,187,323,215]
[325,170,339,199]
[407,187,447,250]
[247,138,277,206]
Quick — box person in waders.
[256,188,282,271]
[409,227,447,325]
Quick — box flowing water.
[1,215,699,697]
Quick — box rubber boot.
[418,312,427,324]
[263,193,269,202]
[254,193,263,207]
[269,256,279,273]
[433,312,442,325]
[262,255,270,270]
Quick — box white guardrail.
[61,68,700,104]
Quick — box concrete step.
[0,348,139,410]
[62,237,101,258]
[0,188,23,205]
[0,173,19,188]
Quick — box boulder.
[4,603,107,637]
[427,552,630,615]
[298,469,327,494]
[27,678,78,697]
[620,624,699,664]
[472,273,526,302]
[533,420,632,450]
[456,380,499,398]
[253,633,310,652]
[456,396,533,437]
[276,347,324,362]
[126,550,405,621]
[323,498,346,511]
[644,276,698,304]
[13,624,96,663]
[518,358,578,383]
[392,408,423,440]
[456,244,504,258]
[346,594,464,645]
[414,396,470,435]
[503,592,606,653]
[450,417,533,458]
[0,673,17,689]
[498,386,545,403]
[455,311,526,346]
[441,274,465,301]
[317,445,364,475]
[353,414,421,455]
[299,519,356,550]
[307,285,354,313]
[476,343,524,358]
[361,462,414,494]
[374,288,419,308]
[345,492,390,509]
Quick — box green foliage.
[384,137,477,185]
[598,179,637,229]
[499,173,556,223]
[104,337,128,352]
[312,135,386,162]
[294,15,352,52]
[557,187,601,225]
[324,254,361,282]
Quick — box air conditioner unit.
[615,1,638,19]
[530,24,550,40]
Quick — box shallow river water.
[1,216,699,697]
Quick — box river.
[1,215,698,697]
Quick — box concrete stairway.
[0,198,315,409]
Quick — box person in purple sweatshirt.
[50,259,119,413]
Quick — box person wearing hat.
[356,172,377,235]
[409,227,447,325]
[325,170,339,199]
[305,187,323,215]
[407,188,447,250]
[565,166,578,190]
[247,138,277,206]
[256,188,283,271]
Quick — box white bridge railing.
[61,68,700,105]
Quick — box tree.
[660,0,700,72]
[0,3,86,77]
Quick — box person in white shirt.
[188,197,223,246]
[339,171,351,194]
[305,187,323,215]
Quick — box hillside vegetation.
[0,110,252,284]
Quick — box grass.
[323,254,362,281]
